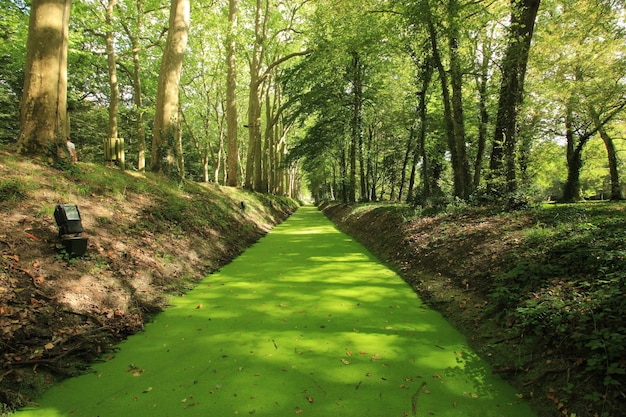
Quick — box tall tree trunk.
[17,0,71,159]
[340,146,347,203]
[474,34,492,188]
[427,11,460,199]
[349,51,363,203]
[120,0,147,171]
[398,130,413,202]
[562,105,586,202]
[416,54,433,202]
[245,0,266,191]
[129,0,146,171]
[447,0,470,199]
[151,0,190,176]
[105,0,121,169]
[358,123,367,202]
[225,0,239,186]
[590,106,622,200]
[489,0,541,195]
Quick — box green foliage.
[486,203,626,408]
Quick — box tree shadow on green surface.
[16,207,535,417]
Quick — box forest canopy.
[1,0,625,205]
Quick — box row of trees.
[285,0,626,204]
[1,0,625,204]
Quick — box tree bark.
[349,51,363,203]
[474,33,492,188]
[121,0,147,171]
[562,105,586,202]
[105,0,121,169]
[489,0,541,195]
[590,106,622,200]
[447,0,470,199]
[151,0,190,176]
[17,0,71,159]
[225,0,239,186]
[426,1,468,200]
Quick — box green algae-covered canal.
[16,206,536,417]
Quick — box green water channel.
[15,206,536,417]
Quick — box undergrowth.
[488,203,626,416]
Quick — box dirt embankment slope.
[0,151,298,412]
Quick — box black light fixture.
[54,204,88,257]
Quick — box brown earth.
[0,151,297,413]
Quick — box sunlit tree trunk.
[120,0,147,171]
[226,0,239,186]
[105,0,121,169]
[17,0,71,159]
[151,0,189,176]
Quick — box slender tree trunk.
[427,13,460,198]
[131,0,146,171]
[416,55,433,202]
[358,124,367,202]
[17,0,71,159]
[474,34,491,188]
[105,0,121,169]
[151,0,190,176]
[398,131,413,202]
[489,0,541,195]
[225,0,239,186]
[349,51,363,203]
[447,0,470,199]
[340,145,348,204]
